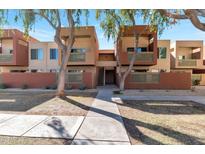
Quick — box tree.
[18,9,88,96]
[96,9,173,91]
[157,9,205,31]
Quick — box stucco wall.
[149,40,171,72]
[0,72,57,88]
[29,42,59,72]
[124,72,191,90]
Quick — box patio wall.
[0,72,94,89]
[0,72,57,88]
[123,72,191,90]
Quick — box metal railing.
[66,72,83,83]
[178,59,197,67]
[0,54,13,62]
[69,53,86,62]
[131,72,160,83]
[128,52,154,62]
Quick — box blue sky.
[2,10,205,49]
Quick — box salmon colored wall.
[0,73,56,88]
[124,72,191,90]
[0,30,30,66]
[16,39,29,66]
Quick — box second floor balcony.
[128,52,154,62]
[0,54,13,62]
[178,59,197,67]
[69,53,86,62]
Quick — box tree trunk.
[119,76,125,91]
[118,33,139,91]
[56,50,70,97]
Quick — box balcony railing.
[69,53,86,62]
[178,59,197,67]
[128,52,154,62]
[131,72,160,83]
[0,54,13,62]
[66,72,83,83]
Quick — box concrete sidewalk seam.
[20,116,49,136]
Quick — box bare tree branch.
[158,9,188,19]
[184,9,205,31]
[55,9,61,28]
[33,10,57,30]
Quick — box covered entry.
[98,67,116,86]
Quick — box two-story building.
[29,42,59,72]
[0,26,193,89]
[59,26,99,88]
[170,40,205,85]
[0,29,38,72]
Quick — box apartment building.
[29,42,59,72]
[0,29,38,72]
[0,26,193,89]
[59,26,99,88]
[170,40,205,85]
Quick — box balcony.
[0,54,13,62]
[128,52,154,62]
[130,72,160,83]
[69,53,86,62]
[178,59,197,67]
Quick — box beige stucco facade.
[59,26,99,66]
[29,42,59,72]
[150,40,171,72]
[171,40,204,70]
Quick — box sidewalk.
[72,87,131,145]
[0,114,84,139]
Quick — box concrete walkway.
[0,114,84,139]
[72,87,131,145]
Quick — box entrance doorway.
[97,67,116,86]
[105,70,115,85]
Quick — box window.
[127,47,147,53]
[50,48,58,60]
[31,69,38,73]
[31,49,43,60]
[71,48,87,53]
[50,69,57,72]
[179,55,185,60]
[68,70,83,73]
[158,47,167,59]
[9,50,13,54]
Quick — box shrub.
[21,84,28,89]
[65,85,72,90]
[45,86,51,89]
[79,84,86,90]
[192,79,200,86]
[50,84,57,90]
[0,84,9,89]
[113,90,123,94]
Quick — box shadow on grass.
[59,94,204,145]
[0,91,97,112]
[115,100,205,115]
